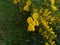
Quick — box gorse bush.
[13,0,60,45]
[1,0,60,45]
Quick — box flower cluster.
[27,7,58,45]
[13,0,60,45]
[27,9,39,31]
[39,9,57,45]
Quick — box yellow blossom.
[27,17,34,25]
[13,0,20,4]
[51,36,55,39]
[23,5,29,11]
[45,42,49,45]
[50,17,56,22]
[51,41,55,45]
[49,39,52,43]
[26,0,31,6]
[54,35,57,38]
[33,8,38,12]
[50,0,55,5]
[51,6,58,11]
[43,9,49,16]
[48,16,52,18]
[49,27,53,31]
[46,12,52,16]
[23,0,31,11]
[28,24,35,31]
[32,12,39,20]
[42,19,49,29]
[34,20,39,26]
[43,9,52,16]
[50,32,55,35]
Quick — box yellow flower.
[50,0,55,5]
[51,36,55,39]
[51,6,58,11]
[43,9,49,16]
[28,24,35,31]
[23,0,31,11]
[45,42,49,45]
[26,0,31,6]
[42,19,49,29]
[54,35,57,38]
[49,27,53,31]
[49,39,52,43]
[27,17,39,31]
[51,41,55,45]
[27,17,34,25]
[50,17,56,22]
[43,9,52,16]
[32,12,39,20]
[46,12,52,16]
[48,16,52,18]
[34,20,39,26]
[13,0,20,4]
[23,5,29,11]
[50,32,55,35]
[33,8,38,12]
